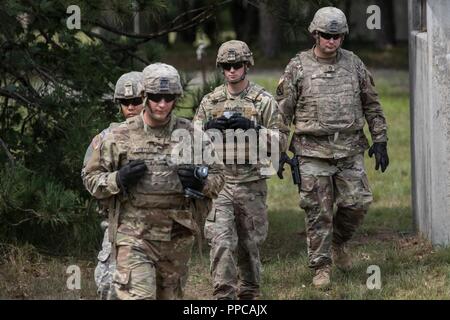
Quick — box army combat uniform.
[81,123,119,299]
[81,71,144,299]
[194,81,288,299]
[83,112,224,299]
[84,62,225,299]
[276,46,388,270]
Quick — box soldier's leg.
[204,183,239,299]
[234,180,268,300]
[298,157,335,270]
[333,153,373,245]
[156,223,195,300]
[112,243,157,300]
[95,227,113,300]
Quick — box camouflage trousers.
[112,222,195,300]
[204,179,268,300]
[298,153,373,269]
[94,227,116,300]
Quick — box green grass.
[2,70,450,299]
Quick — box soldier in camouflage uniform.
[194,40,289,299]
[81,71,145,299]
[276,7,389,288]
[83,63,225,300]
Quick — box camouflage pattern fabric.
[142,63,183,95]
[308,6,349,34]
[114,71,144,101]
[276,48,388,158]
[195,80,287,299]
[94,227,116,299]
[299,154,372,268]
[276,47,387,270]
[204,179,268,300]
[113,223,194,300]
[194,82,289,183]
[82,124,119,298]
[83,112,225,299]
[216,40,254,66]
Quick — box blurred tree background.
[0,0,408,257]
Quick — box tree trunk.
[258,1,280,58]
[231,0,259,44]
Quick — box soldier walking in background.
[194,40,288,299]
[81,71,145,299]
[276,7,389,289]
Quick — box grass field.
[1,69,449,300]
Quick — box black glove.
[228,114,255,130]
[277,152,291,179]
[204,116,229,130]
[116,159,147,191]
[368,142,389,172]
[177,164,206,192]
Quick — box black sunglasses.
[118,98,143,107]
[221,62,244,71]
[319,32,342,40]
[147,93,177,103]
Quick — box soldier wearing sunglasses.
[81,71,145,299]
[276,7,389,289]
[193,40,289,300]
[83,63,225,300]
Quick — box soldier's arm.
[82,136,122,199]
[356,58,388,143]
[81,139,96,181]
[275,58,302,127]
[193,97,209,130]
[198,130,225,199]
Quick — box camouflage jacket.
[194,82,289,183]
[83,112,225,241]
[81,123,121,216]
[276,47,388,159]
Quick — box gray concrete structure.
[409,0,450,245]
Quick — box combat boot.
[332,243,352,271]
[312,265,331,289]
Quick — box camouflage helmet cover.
[142,62,183,95]
[114,71,144,102]
[216,40,254,67]
[308,7,349,34]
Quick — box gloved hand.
[368,142,389,172]
[204,116,229,130]
[116,159,147,191]
[177,164,206,192]
[277,152,291,179]
[228,114,255,130]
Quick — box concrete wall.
[409,0,450,245]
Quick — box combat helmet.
[114,71,144,102]
[216,40,254,67]
[308,7,349,34]
[142,62,183,95]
